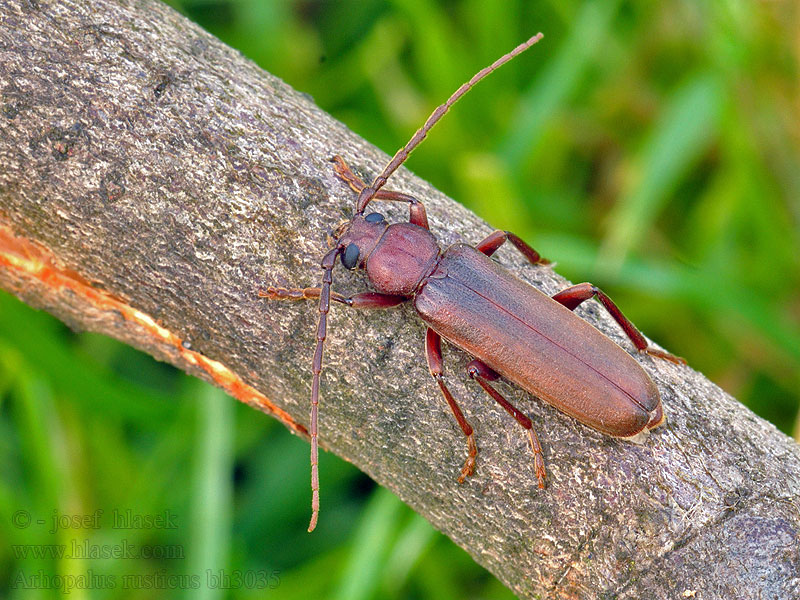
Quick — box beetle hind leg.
[551,283,686,365]
[425,328,477,483]
[467,360,546,489]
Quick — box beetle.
[262,33,685,531]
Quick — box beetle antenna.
[356,32,544,214]
[308,245,341,532]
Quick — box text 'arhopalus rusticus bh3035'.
[261,33,686,532]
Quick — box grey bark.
[1,1,799,598]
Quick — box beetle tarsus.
[642,347,687,365]
[331,155,367,194]
[527,430,547,489]
[458,434,478,483]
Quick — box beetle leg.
[330,156,429,229]
[466,360,547,489]
[551,283,686,365]
[330,155,368,193]
[425,328,477,483]
[260,287,406,309]
[475,230,550,265]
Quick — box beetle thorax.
[365,222,440,296]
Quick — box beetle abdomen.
[414,244,661,438]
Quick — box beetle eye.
[364,212,385,223]
[341,243,360,269]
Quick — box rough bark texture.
[1,1,799,598]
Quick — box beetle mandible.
[262,33,685,532]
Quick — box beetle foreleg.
[330,154,367,194]
[330,156,429,229]
[425,328,477,483]
[466,360,547,489]
[475,230,550,265]
[260,287,405,309]
[551,283,686,365]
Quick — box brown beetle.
[262,33,684,531]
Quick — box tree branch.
[1,0,799,597]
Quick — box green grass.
[2,1,798,598]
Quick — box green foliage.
[2,1,798,597]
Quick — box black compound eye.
[364,212,385,223]
[341,243,360,269]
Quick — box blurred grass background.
[1,1,799,598]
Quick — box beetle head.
[331,212,388,270]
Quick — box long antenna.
[308,246,341,532]
[355,32,544,214]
